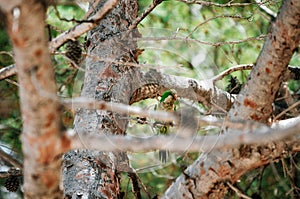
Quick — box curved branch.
[129,69,233,113]
[163,0,300,197]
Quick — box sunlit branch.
[255,0,277,18]
[179,0,272,7]
[137,34,266,47]
[49,0,119,53]
[211,64,253,83]
[0,147,22,169]
[0,64,17,80]
[62,97,178,123]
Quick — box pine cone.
[65,40,82,65]
[4,176,19,192]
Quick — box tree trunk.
[62,0,139,198]
[1,0,65,198]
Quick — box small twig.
[226,182,252,199]
[274,101,300,121]
[50,0,119,52]
[179,0,272,7]
[128,0,164,31]
[128,172,142,199]
[5,78,19,87]
[211,64,253,83]
[270,162,290,192]
[52,6,94,24]
[0,168,22,178]
[187,14,252,37]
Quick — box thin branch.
[211,64,253,83]
[255,0,277,19]
[137,34,266,47]
[62,97,178,123]
[0,64,17,80]
[226,182,252,199]
[49,0,119,53]
[128,0,163,31]
[66,116,300,153]
[0,147,22,168]
[274,100,300,120]
[0,169,22,178]
[187,14,252,37]
[178,0,272,7]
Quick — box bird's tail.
[159,150,168,163]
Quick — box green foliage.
[1,0,300,198]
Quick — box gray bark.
[62,1,139,198]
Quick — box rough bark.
[229,0,300,123]
[1,0,66,198]
[62,0,139,198]
[163,0,300,198]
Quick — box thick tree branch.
[163,0,300,198]
[229,0,300,123]
[130,69,233,113]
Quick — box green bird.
[155,89,178,163]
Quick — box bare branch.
[211,64,253,83]
[62,97,178,123]
[255,0,277,19]
[137,34,266,47]
[64,116,300,153]
[226,182,252,199]
[49,0,119,53]
[0,147,22,168]
[0,64,17,80]
[188,14,253,37]
[128,0,163,31]
[179,0,272,7]
[274,100,300,120]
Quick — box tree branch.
[229,0,300,122]
[62,114,300,153]
[163,0,300,197]
[0,147,22,168]
[179,0,272,7]
[49,0,119,53]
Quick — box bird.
[155,89,178,163]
